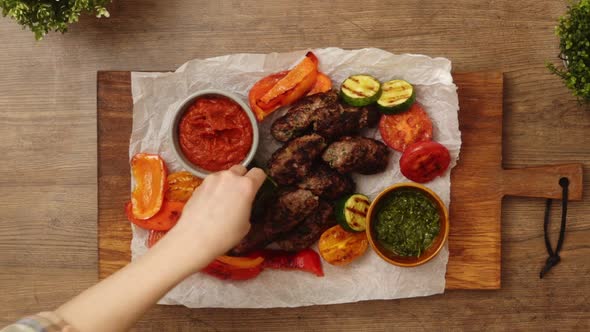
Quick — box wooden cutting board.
[97,71,583,290]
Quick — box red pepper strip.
[216,255,264,269]
[306,51,319,67]
[248,71,289,121]
[125,200,184,231]
[250,248,324,277]
[252,52,319,121]
[306,72,332,96]
[248,52,321,121]
[202,259,263,281]
[276,68,318,107]
[130,153,167,220]
[258,52,318,106]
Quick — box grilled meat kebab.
[322,136,390,174]
[268,133,327,185]
[312,103,379,140]
[244,90,393,255]
[275,200,336,252]
[232,189,319,255]
[270,91,378,142]
[297,163,355,199]
[270,91,338,142]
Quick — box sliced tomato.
[379,103,433,152]
[306,72,333,96]
[125,200,184,231]
[165,171,202,202]
[202,259,263,281]
[130,153,167,219]
[318,225,368,266]
[400,141,451,183]
[249,71,289,121]
[146,230,167,248]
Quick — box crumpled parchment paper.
[129,48,461,308]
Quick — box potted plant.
[547,0,590,103]
[0,0,111,40]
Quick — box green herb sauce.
[375,190,440,257]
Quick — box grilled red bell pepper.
[251,248,324,277]
[125,200,184,231]
[306,72,332,96]
[130,153,167,219]
[257,52,318,108]
[248,70,289,121]
[248,52,320,121]
[202,256,265,281]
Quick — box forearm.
[51,166,264,332]
[56,228,211,332]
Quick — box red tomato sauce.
[178,96,253,172]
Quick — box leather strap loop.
[540,177,569,279]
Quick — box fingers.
[244,167,267,190]
[228,164,248,175]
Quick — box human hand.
[160,165,266,272]
[53,166,266,332]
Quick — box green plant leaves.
[548,0,590,102]
[0,0,111,40]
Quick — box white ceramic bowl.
[169,89,259,178]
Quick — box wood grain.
[2,0,590,330]
[97,71,134,279]
[97,70,583,291]
[502,164,583,199]
[447,72,583,289]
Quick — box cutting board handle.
[502,164,583,200]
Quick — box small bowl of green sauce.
[366,183,449,267]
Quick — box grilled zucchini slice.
[335,194,371,233]
[340,75,382,107]
[377,79,416,114]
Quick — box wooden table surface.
[1,1,589,330]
